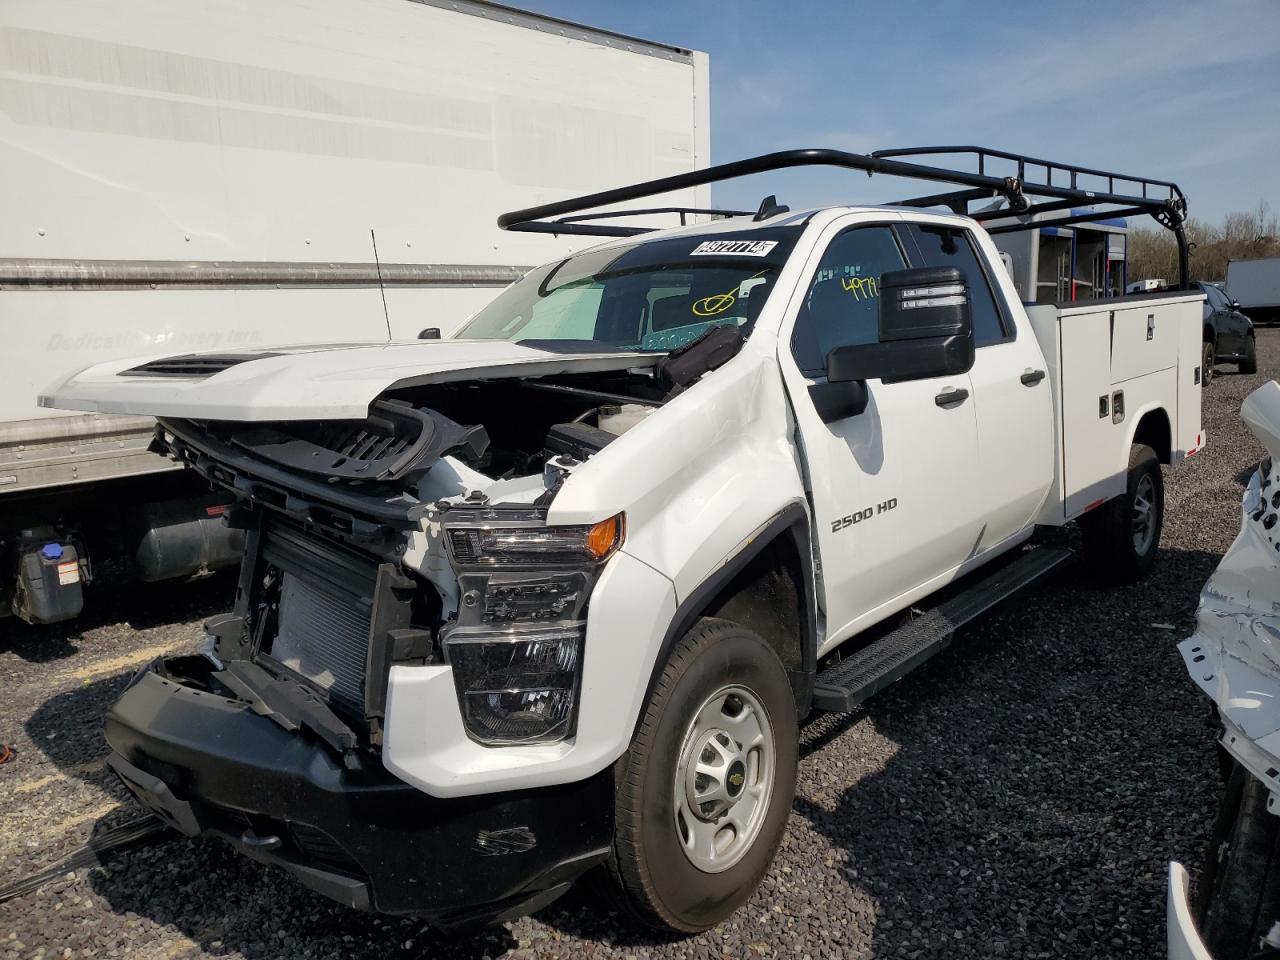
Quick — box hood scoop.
[122,352,283,378]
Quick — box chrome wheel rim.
[673,685,775,874]
[1132,473,1157,554]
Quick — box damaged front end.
[103,363,680,920]
[104,652,615,924]
[148,366,666,753]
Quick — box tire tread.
[1079,443,1163,585]
[607,618,794,933]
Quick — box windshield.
[456,226,802,352]
[1201,283,1227,309]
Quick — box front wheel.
[1079,443,1164,584]
[1239,335,1258,374]
[1203,341,1216,384]
[607,618,798,933]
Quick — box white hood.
[39,339,656,421]
[1180,380,1280,799]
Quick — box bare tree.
[1127,203,1280,284]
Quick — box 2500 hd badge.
[831,498,898,533]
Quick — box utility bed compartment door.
[1058,307,1126,517]
[1176,298,1206,455]
[1110,304,1179,382]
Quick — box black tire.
[1078,443,1163,584]
[1203,340,1215,384]
[1239,335,1258,374]
[607,618,798,933]
[1198,762,1280,959]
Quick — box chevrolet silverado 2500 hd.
[43,148,1205,933]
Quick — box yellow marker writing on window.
[692,291,737,317]
[691,271,767,317]
[841,276,878,300]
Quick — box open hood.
[39,339,658,421]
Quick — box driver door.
[782,220,984,647]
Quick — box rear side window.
[790,226,907,376]
[902,224,1010,347]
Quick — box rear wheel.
[608,618,798,933]
[1079,443,1163,584]
[1239,335,1258,374]
[1203,340,1216,384]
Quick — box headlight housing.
[445,625,583,745]
[440,507,624,746]
[446,510,623,565]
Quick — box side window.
[791,226,906,376]
[904,224,1010,347]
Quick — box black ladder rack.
[497,146,1191,287]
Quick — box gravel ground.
[1,333,1274,959]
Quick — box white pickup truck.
[43,148,1204,933]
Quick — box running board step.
[811,547,1074,713]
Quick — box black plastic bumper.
[104,660,613,927]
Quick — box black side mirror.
[810,267,974,424]
[879,266,971,341]
[418,327,442,340]
[808,378,868,422]
[1230,300,1242,309]
[827,267,974,384]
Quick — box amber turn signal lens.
[584,513,625,560]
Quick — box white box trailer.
[1226,256,1280,324]
[0,0,709,622]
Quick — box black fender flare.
[633,502,817,736]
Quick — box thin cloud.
[945,0,1280,119]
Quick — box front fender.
[547,349,809,603]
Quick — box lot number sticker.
[690,240,778,257]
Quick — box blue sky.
[518,0,1280,223]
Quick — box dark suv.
[1201,281,1256,382]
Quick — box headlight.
[445,626,583,745]
[441,508,624,745]
[446,511,623,565]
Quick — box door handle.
[934,387,969,409]
[1021,369,1046,386]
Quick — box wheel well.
[1133,408,1173,465]
[703,535,807,681]
[637,507,817,730]
[1204,323,1215,344]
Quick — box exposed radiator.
[259,521,378,717]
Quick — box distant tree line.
[1127,202,1280,284]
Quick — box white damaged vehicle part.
[1170,380,1280,960]
[1180,380,1280,799]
